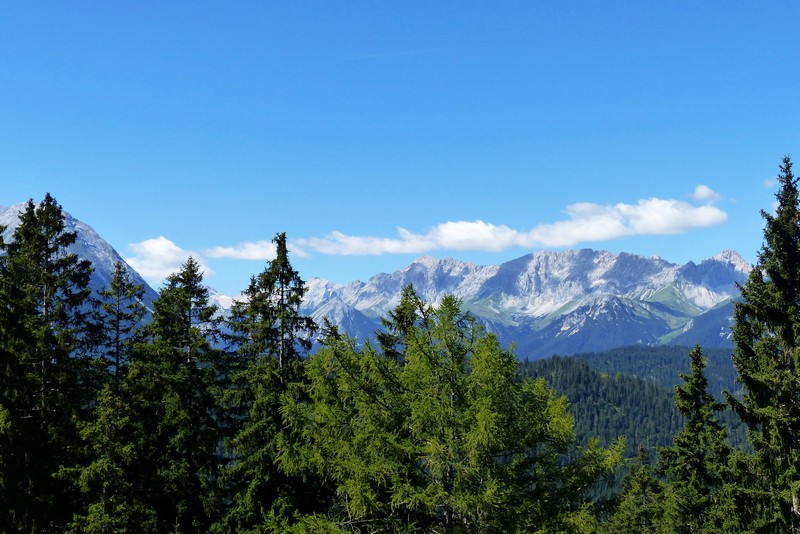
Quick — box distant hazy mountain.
[301,249,750,359]
[0,202,159,309]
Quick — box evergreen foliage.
[656,345,733,532]
[59,261,152,532]
[574,344,740,398]
[220,232,322,532]
[603,444,664,533]
[0,194,97,530]
[728,155,800,531]
[125,257,226,532]
[59,383,157,533]
[4,176,800,533]
[571,345,749,449]
[94,261,146,388]
[521,356,682,458]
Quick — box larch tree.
[283,286,623,533]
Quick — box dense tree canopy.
[3,171,800,533]
[221,232,323,532]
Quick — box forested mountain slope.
[521,356,683,457]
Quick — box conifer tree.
[729,156,800,531]
[0,225,19,531]
[127,257,225,532]
[220,233,321,531]
[604,444,664,534]
[94,261,146,388]
[0,194,96,530]
[658,345,731,532]
[59,383,157,533]
[60,261,152,532]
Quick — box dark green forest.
[3,156,800,532]
[522,347,749,456]
[522,356,685,457]
[569,345,740,397]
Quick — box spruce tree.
[60,261,152,532]
[604,444,664,534]
[0,194,96,530]
[657,345,731,532]
[0,225,20,531]
[729,156,800,531]
[127,257,225,532]
[94,261,146,388]
[59,383,157,533]
[220,233,321,531]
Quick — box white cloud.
[691,185,721,204]
[297,221,520,256]
[125,236,212,286]
[126,192,729,285]
[428,221,520,251]
[205,240,277,260]
[294,196,728,256]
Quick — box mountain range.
[0,202,750,359]
[301,249,750,358]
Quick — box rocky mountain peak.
[0,202,159,309]
[711,249,751,273]
[300,248,748,358]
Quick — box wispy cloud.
[205,240,277,260]
[125,236,212,285]
[293,195,727,256]
[690,185,721,204]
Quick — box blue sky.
[1,2,798,295]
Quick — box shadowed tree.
[126,257,226,532]
[219,233,322,532]
[658,345,732,532]
[94,261,146,389]
[59,261,153,532]
[0,194,97,530]
[604,444,664,534]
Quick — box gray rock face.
[0,201,750,358]
[0,202,159,310]
[301,249,750,358]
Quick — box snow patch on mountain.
[1,201,749,358]
[0,202,159,308]
[299,248,749,357]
